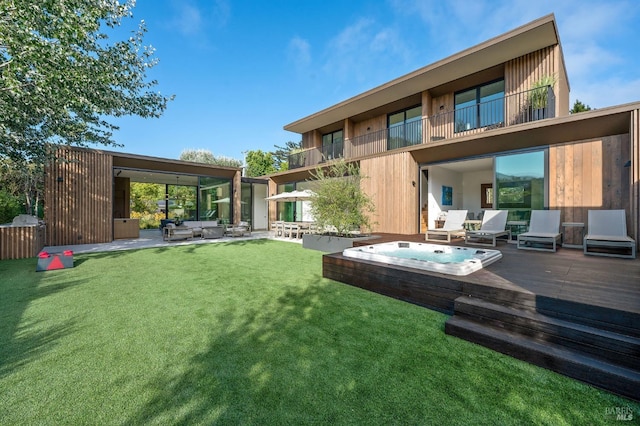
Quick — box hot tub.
[342,241,502,276]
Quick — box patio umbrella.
[265,189,316,202]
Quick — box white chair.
[517,210,561,252]
[426,210,468,242]
[465,210,511,247]
[584,210,636,259]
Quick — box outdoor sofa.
[181,220,223,238]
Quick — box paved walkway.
[43,229,301,255]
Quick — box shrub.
[309,159,375,237]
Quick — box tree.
[179,149,242,167]
[309,159,375,237]
[570,99,592,114]
[245,150,276,177]
[0,0,174,165]
[271,140,302,171]
[0,158,43,217]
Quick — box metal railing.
[288,86,555,169]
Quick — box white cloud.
[170,2,203,36]
[287,36,311,69]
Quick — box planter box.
[302,234,379,253]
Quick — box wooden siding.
[0,225,46,260]
[505,46,555,125]
[45,148,113,246]
[632,109,640,243]
[360,152,418,234]
[549,134,633,245]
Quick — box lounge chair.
[517,210,561,252]
[426,210,468,242]
[465,210,511,247]
[584,210,636,259]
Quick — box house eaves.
[284,14,561,135]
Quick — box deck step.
[452,296,640,370]
[445,316,640,401]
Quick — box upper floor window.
[454,80,504,132]
[388,105,422,150]
[322,130,343,160]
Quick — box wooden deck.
[326,233,640,401]
[351,233,640,316]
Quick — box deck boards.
[351,233,640,315]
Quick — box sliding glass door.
[495,150,546,222]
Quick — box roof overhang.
[284,14,561,134]
[110,150,240,184]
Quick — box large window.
[322,130,343,160]
[388,105,422,150]
[199,177,232,224]
[455,80,504,132]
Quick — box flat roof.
[284,14,562,134]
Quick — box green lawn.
[0,240,636,425]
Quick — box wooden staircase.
[445,293,640,401]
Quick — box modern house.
[268,14,639,250]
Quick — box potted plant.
[302,159,378,252]
[528,75,557,121]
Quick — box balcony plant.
[528,75,557,120]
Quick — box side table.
[562,222,585,248]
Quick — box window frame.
[454,79,504,133]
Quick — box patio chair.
[517,210,561,252]
[584,210,636,259]
[465,209,511,247]
[425,210,468,242]
[225,221,251,237]
[163,223,193,241]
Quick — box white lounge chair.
[465,210,510,247]
[584,210,636,259]
[517,210,561,252]
[425,210,468,242]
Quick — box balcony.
[288,86,555,169]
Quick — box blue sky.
[107,0,640,162]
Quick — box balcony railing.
[288,86,555,169]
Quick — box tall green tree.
[245,150,276,177]
[0,0,174,165]
[271,140,302,171]
[179,149,242,167]
[570,99,592,114]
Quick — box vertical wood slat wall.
[0,225,46,260]
[45,148,113,246]
[360,152,418,234]
[632,109,640,244]
[549,134,634,245]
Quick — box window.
[455,80,504,132]
[388,105,422,150]
[322,130,343,160]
